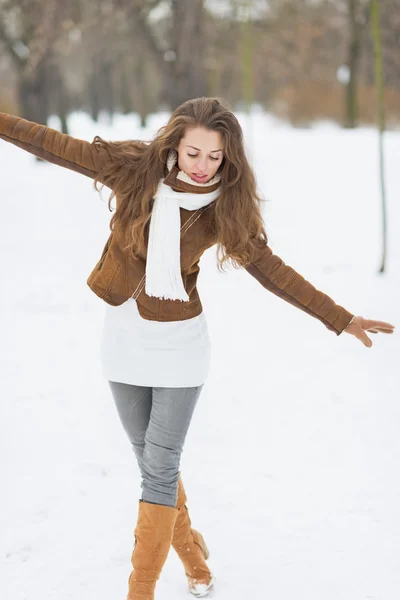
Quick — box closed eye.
[188,154,219,161]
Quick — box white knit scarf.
[145,149,221,302]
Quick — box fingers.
[361,333,373,347]
[364,320,395,332]
[346,317,395,347]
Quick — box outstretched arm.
[245,238,395,345]
[0,113,110,180]
[245,238,354,335]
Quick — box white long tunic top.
[100,298,211,388]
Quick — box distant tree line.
[0,0,398,130]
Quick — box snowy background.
[1,111,399,600]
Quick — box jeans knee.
[131,440,145,460]
[141,439,180,483]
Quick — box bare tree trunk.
[101,60,114,119]
[371,0,387,272]
[345,0,361,127]
[241,0,254,113]
[88,54,101,122]
[120,0,207,109]
[19,58,49,125]
[168,0,208,108]
[135,59,153,128]
[0,0,66,126]
[57,78,69,135]
[119,62,133,115]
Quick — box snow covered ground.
[1,110,399,600]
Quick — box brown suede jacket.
[0,112,354,334]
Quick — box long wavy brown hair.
[93,97,268,272]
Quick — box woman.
[0,97,395,599]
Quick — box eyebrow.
[186,145,223,153]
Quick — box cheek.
[178,155,190,172]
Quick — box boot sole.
[189,574,216,597]
[189,531,214,597]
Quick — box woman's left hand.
[343,316,395,347]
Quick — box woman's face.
[176,126,224,184]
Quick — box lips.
[191,173,208,182]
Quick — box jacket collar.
[162,165,221,195]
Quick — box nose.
[195,158,207,173]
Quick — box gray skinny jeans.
[108,381,203,507]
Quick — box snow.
[1,110,399,600]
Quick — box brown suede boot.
[127,499,178,600]
[171,475,215,597]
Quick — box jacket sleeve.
[0,112,110,180]
[244,238,354,335]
